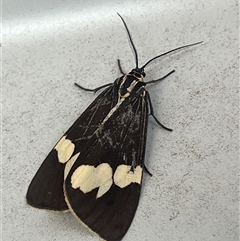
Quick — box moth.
[26,13,201,241]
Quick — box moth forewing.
[64,83,149,241]
[26,84,119,210]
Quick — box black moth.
[27,13,201,241]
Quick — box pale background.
[3,0,239,241]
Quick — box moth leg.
[74,82,113,93]
[145,70,175,85]
[144,165,152,176]
[146,91,173,131]
[117,59,125,75]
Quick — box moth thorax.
[119,73,145,98]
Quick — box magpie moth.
[26,13,201,241]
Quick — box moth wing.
[64,93,148,241]
[26,81,120,211]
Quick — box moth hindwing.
[26,13,201,241]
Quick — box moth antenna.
[117,13,139,68]
[140,41,203,70]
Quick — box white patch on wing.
[64,152,80,179]
[71,163,113,198]
[114,165,142,188]
[54,136,75,163]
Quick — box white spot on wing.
[54,136,75,163]
[64,152,80,179]
[114,165,142,188]
[71,163,113,198]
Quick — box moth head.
[129,68,146,80]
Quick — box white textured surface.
[3,0,239,241]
